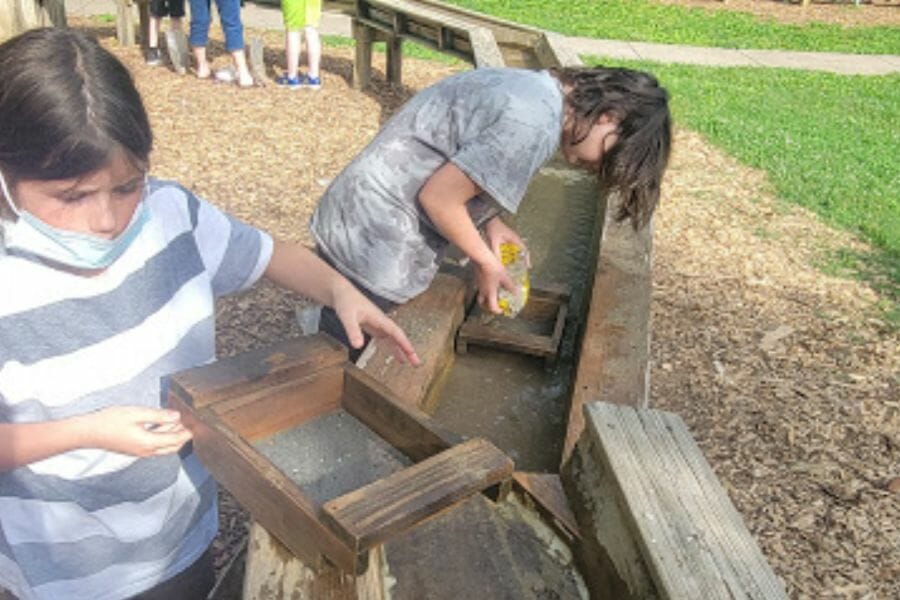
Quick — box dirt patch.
[75,17,897,598]
[653,0,900,28]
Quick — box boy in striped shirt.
[0,27,417,600]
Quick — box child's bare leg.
[170,17,183,35]
[304,26,321,79]
[192,45,211,78]
[231,49,254,86]
[148,16,162,48]
[285,30,301,79]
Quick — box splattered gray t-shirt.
[310,68,564,303]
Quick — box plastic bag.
[497,242,530,318]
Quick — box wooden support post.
[468,26,504,68]
[352,18,374,90]
[248,36,266,84]
[385,34,402,85]
[1,0,67,41]
[137,0,149,50]
[243,523,386,600]
[115,0,135,46]
[165,29,189,75]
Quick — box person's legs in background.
[215,0,253,86]
[302,23,321,88]
[277,0,322,89]
[146,0,168,65]
[148,0,186,66]
[188,0,212,78]
[300,0,322,88]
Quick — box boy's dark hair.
[0,27,152,185]
[552,66,672,229]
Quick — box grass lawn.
[588,57,899,321]
[445,0,900,55]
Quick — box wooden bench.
[352,0,504,89]
[563,401,788,599]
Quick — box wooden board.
[564,402,787,600]
[342,365,462,462]
[359,272,467,410]
[512,471,580,542]
[169,335,347,409]
[562,212,652,465]
[322,438,514,554]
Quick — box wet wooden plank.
[562,213,652,465]
[169,334,347,409]
[359,272,467,410]
[341,366,462,462]
[565,402,787,600]
[217,366,344,441]
[322,438,514,553]
[512,472,580,542]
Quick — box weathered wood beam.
[322,438,514,554]
[563,402,788,600]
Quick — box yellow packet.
[497,242,530,317]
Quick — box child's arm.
[418,162,517,314]
[263,241,421,365]
[0,407,192,471]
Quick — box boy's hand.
[332,282,421,366]
[484,217,531,268]
[81,406,192,457]
[474,253,516,315]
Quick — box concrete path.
[68,0,899,75]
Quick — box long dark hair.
[552,66,671,229]
[0,27,152,188]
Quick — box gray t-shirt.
[310,68,564,303]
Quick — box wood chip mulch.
[77,17,897,598]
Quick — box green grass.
[589,57,900,322]
[445,0,900,55]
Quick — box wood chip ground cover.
[79,19,898,599]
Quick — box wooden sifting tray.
[456,282,571,366]
[168,334,514,574]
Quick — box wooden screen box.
[456,282,570,366]
[168,334,513,574]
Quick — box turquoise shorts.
[283,0,322,30]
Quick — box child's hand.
[332,283,421,366]
[484,217,531,268]
[474,254,517,315]
[82,406,192,457]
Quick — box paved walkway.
[68,0,900,75]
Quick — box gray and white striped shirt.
[0,179,272,600]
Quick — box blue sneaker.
[300,74,321,90]
[275,73,302,89]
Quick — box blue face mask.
[0,169,149,271]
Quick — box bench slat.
[575,402,787,600]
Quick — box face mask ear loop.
[0,170,23,218]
